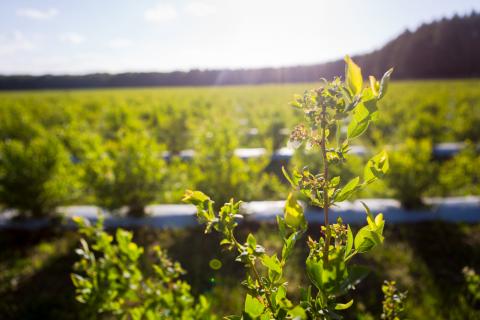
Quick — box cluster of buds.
[288,124,308,149]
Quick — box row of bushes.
[1,81,480,217]
[0,127,286,218]
[294,138,480,209]
[1,128,479,218]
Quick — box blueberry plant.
[381,281,407,320]
[184,56,393,319]
[0,136,80,218]
[83,131,167,217]
[71,216,214,319]
[460,266,480,317]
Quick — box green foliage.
[191,119,286,207]
[0,136,80,217]
[381,281,407,320]
[3,221,479,319]
[462,267,480,307]
[184,190,308,319]
[150,105,192,154]
[385,139,435,208]
[71,216,214,319]
[1,78,480,215]
[437,143,480,196]
[83,131,167,216]
[185,57,393,319]
[0,104,46,142]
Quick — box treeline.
[0,12,479,90]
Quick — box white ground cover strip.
[1,196,479,229]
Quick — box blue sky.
[0,0,478,75]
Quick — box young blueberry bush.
[83,131,167,217]
[71,216,214,319]
[184,56,393,319]
[459,267,480,318]
[385,138,434,209]
[190,118,285,207]
[380,281,407,320]
[0,136,80,218]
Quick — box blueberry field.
[1,77,480,319]
[1,80,480,214]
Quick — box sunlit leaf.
[244,294,265,318]
[334,299,353,310]
[284,193,305,229]
[335,176,360,202]
[345,55,363,95]
[261,254,282,274]
[378,68,394,100]
[347,117,369,140]
[364,150,389,183]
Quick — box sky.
[0,0,478,75]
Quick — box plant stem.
[249,259,276,314]
[232,236,276,314]
[321,103,331,264]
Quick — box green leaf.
[354,226,383,253]
[354,227,375,253]
[334,299,354,310]
[277,216,287,239]
[335,176,360,202]
[363,97,379,122]
[345,225,354,258]
[261,254,282,274]
[244,294,265,318]
[306,258,323,290]
[364,150,389,183]
[347,117,369,140]
[282,166,297,188]
[220,239,232,246]
[281,232,297,262]
[360,201,374,221]
[274,285,287,305]
[345,55,363,95]
[288,305,307,319]
[284,193,305,229]
[330,176,341,187]
[347,89,379,140]
[369,75,380,96]
[247,233,257,249]
[182,190,210,205]
[378,68,394,100]
[353,102,371,123]
[71,274,88,288]
[300,286,312,303]
[374,213,385,235]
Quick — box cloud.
[0,31,35,56]
[185,2,216,17]
[107,38,133,49]
[59,33,85,45]
[144,3,177,23]
[16,8,58,20]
